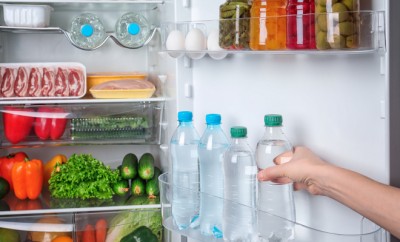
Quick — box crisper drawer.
[0,213,74,241]
[0,207,164,242]
[75,208,163,242]
[0,101,164,147]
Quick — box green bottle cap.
[230,126,247,138]
[264,114,283,126]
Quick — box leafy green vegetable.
[106,208,162,242]
[49,154,119,200]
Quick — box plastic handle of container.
[81,24,94,37]
[128,22,140,35]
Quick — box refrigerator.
[0,0,396,241]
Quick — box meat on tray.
[0,65,85,98]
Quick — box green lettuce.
[49,154,119,199]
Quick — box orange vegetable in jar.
[11,158,43,200]
[44,154,68,187]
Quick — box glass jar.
[219,0,251,50]
[249,0,288,50]
[315,0,360,50]
[286,0,316,49]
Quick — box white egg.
[185,28,206,59]
[165,30,185,58]
[185,28,206,51]
[166,30,185,50]
[207,29,227,60]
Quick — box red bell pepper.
[0,152,28,191]
[2,106,35,144]
[34,107,67,140]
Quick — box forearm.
[319,165,400,238]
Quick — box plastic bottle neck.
[179,121,193,127]
[231,137,248,146]
[263,125,287,140]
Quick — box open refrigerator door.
[0,0,394,241]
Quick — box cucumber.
[121,153,138,180]
[112,180,130,196]
[138,153,155,180]
[146,178,159,198]
[131,177,145,196]
[153,167,162,180]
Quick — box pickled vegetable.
[219,0,251,50]
[250,0,287,50]
[315,0,360,50]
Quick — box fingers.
[258,165,286,182]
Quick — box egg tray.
[70,116,151,140]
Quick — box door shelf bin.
[0,101,164,147]
[160,11,386,60]
[159,173,386,242]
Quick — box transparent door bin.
[0,213,74,241]
[0,102,163,147]
[159,173,386,242]
[160,11,386,60]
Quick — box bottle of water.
[198,113,229,238]
[223,126,257,242]
[170,111,201,230]
[256,114,296,242]
[115,12,150,48]
[70,13,107,50]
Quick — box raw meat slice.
[68,68,82,96]
[14,67,29,97]
[41,67,55,96]
[54,68,69,97]
[1,68,16,97]
[91,79,155,90]
[28,67,42,97]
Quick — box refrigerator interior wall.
[164,0,390,240]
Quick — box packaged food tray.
[0,62,86,100]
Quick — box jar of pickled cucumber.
[315,0,360,50]
[219,0,251,50]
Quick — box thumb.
[274,150,293,165]
[257,164,292,184]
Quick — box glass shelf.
[159,173,387,242]
[0,26,159,50]
[0,0,164,4]
[0,190,161,216]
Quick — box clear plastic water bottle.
[198,114,229,238]
[223,126,257,242]
[170,111,201,230]
[256,114,296,242]
[70,13,107,50]
[115,12,150,48]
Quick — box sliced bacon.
[41,67,55,97]
[54,68,69,97]
[1,68,16,97]
[28,67,42,97]
[68,69,82,96]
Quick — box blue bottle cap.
[206,114,221,125]
[128,23,140,35]
[81,24,94,37]
[178,111,193,122]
